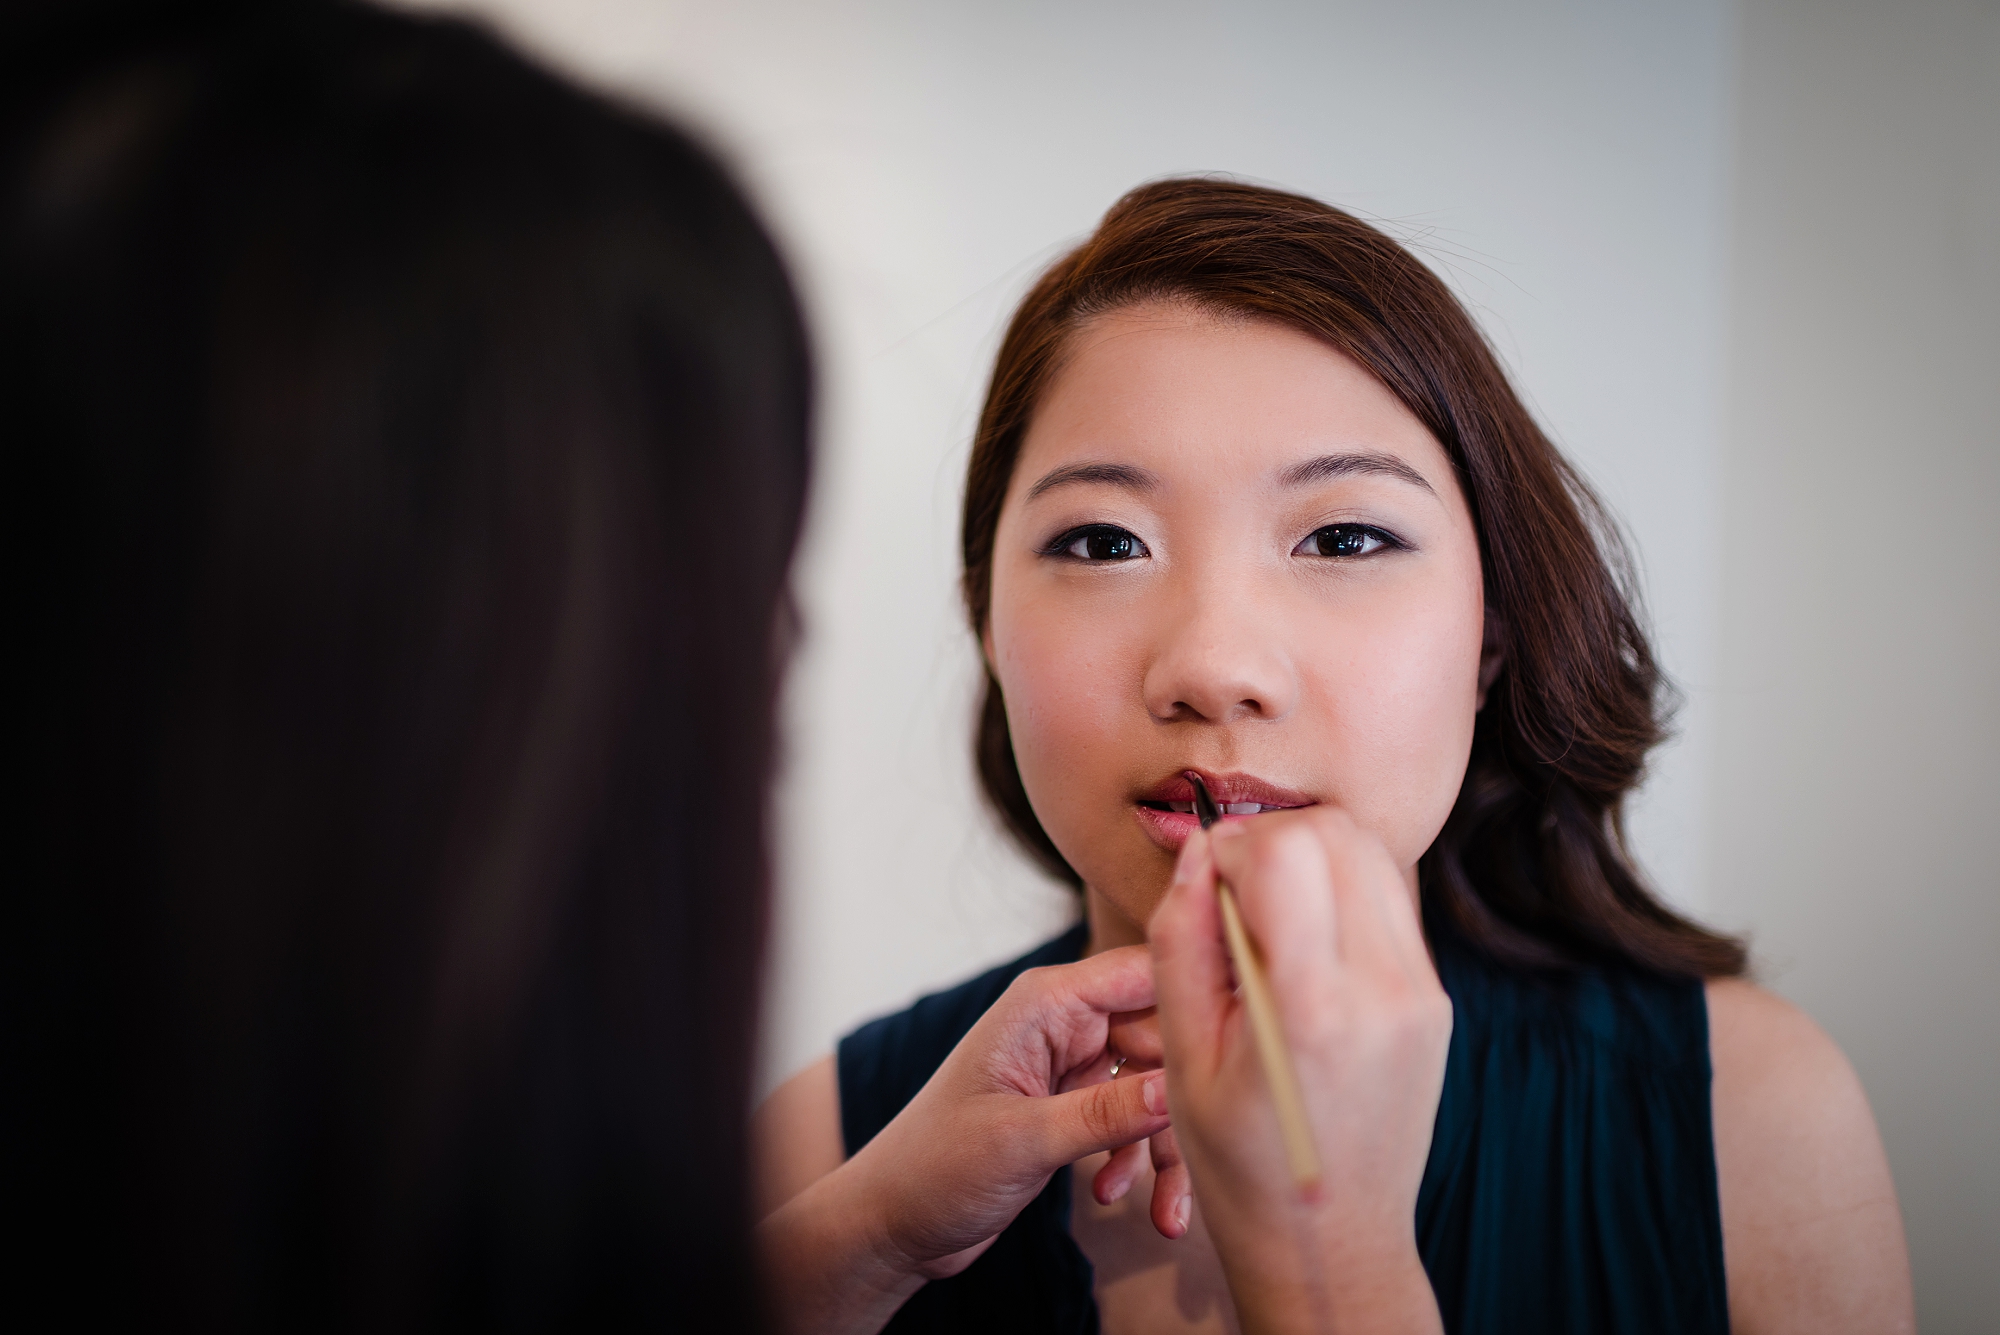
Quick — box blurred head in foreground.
[3,0,808,1326]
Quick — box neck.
[1080,854,1429,959]
[1082,884,1148,957]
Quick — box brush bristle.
[1186,771,1221,830]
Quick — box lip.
[1132,769,1318,854]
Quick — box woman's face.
[985,301,1493,942]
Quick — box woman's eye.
[1297,524,1393,559]
[1052,524,1149,562]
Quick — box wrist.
[759,1159,927,1335]
[1210,1208,1440,1335]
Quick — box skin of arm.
[1709,980,1914,1333]
[754,1054,844,1220]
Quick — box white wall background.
[1710,2,2000,1328]
[398,2,1996,1324]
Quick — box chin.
[1073,856,1175,943]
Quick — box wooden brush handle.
[1216,878,1323,1191]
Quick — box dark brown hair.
[6,0,806,1324]
[961,178,1744,979]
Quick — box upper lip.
[1135,769,1317,810]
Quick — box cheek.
[986,562,1159,892]
[1302,582,1483,862]
[989,592,1131,807]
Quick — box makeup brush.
[1187,771,1323,1192]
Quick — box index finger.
[983,945,1158,1078]
[1147,826,1232,1084]
[1207,813,1342,1019]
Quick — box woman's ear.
[1476,606,1506,711]
[980,623,996,676]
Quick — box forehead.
[1017,301,1451,490]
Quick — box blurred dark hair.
[962,178,1744,980]
[2,1,808,1327]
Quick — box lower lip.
[1133,804,1297,853]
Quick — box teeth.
[1153,799,1281,816]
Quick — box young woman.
[757,180,1912,1333]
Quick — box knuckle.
[996,970,1037,1008]
[1425,990,1456,1036]
[1009,963,1070,1007]
[1243,824,1313,881]
[1383,989,1453,1044]
[1304,804,1358,838]
[1079,1086,1120,1143]
[1388,1001,1430,1040]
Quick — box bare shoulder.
[1706,980,1913,1334]
[752,1053,846,1218]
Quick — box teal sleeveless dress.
[837,919,1729,1334]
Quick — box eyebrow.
[1278,452,1436,495]
[1025,461,1159,501]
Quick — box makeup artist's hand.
[760,946,1173,1335]
[1090,1009,1197,1239]
[1150,809,1451,1335]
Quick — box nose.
[1140,584,1300,724]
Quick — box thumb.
[1035,1070,1173,1166]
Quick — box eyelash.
[1042,522,1407,563]
[1043,524,1149,562]
[1293,523,1406,560]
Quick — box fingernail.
[1142,1071,1168,1117]
[1175,1196,1191,1234]
[1105,1177,1130,1204]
